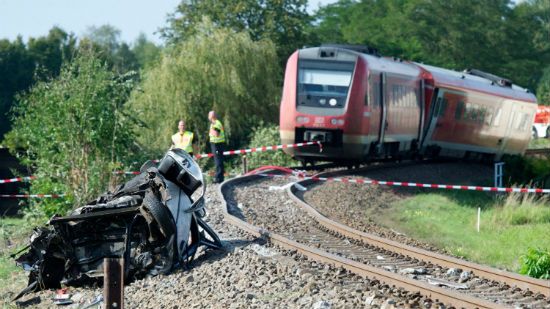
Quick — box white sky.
[0,0,337,45]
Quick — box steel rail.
[287,171,550,298]
[525,148,550,156]
[218,174,508,309]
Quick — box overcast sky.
[0,0,337,45]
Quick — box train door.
[364,72,381,150]
[376,72,388,154]
[422,89,444,148]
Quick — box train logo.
[280,45,537,165]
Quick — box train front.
[279,47,366,164]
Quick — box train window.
[297,60,355,108]
[493,108,502,126]
[470,103,480,121]
[519,113,530,131]
[455,101,464,120]
[484,110,493,126]
[438,98,448,117]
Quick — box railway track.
[525,148,550,156]
[218,169,550,308]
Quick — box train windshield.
[297,60,355,108]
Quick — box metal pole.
[477,207,481,233]
[104,258,124,309]
[494,162,505,188]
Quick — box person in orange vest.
[171,119,195,156]
[208,111,226,183]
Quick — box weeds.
[519,248,550,279]
[491,193,550,225]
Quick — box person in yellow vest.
[171,119,195,156]
[208,111,226,183]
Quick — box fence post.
[494,162,505,188]
[104,258,124,309]
[242,155,248,174]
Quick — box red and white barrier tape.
[256,173,550,194]
[193,141,322,159]
[115,141,323,175]
[0,194,64,198]
[0,176,36,184]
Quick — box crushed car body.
[13,149,222,299]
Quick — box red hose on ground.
[245,166,295,176]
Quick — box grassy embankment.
[529,137,550,149]
[0,218,35,306]
[377,190,550,272]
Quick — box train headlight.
[337,119,345,125]
[330,118,337,125]
[296,116,310,124]
[329,98,337,106]
[319,98,326,105]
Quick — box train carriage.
[280,45,537,164]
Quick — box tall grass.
[491,193,550,225]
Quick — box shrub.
[519,247,550,279]
[246,123,294,170]
[4,48,140,216]
[502,155,550,188]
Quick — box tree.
[82,25,139,73]
[4,48,139,216]
[312,0,549,90]
[0,37,34,139]
[132,33,161,69]
[27,26,77,78]
[537,66,550,104]
[161,0,312,63]
[128,19,281,156]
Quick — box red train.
[280,45,537,164]
[533,105,550,139]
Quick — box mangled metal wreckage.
[13,149,222,299]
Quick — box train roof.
[299,47,421,78]
[360,53,421,77]
[415,63,536,103]
[298,46,536,103]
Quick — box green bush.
[246,123,294,170]
[4,48,140,217]
[502,155,550,188]
[519,247,550,279]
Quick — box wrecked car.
[13,149,222,299]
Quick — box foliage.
[128,19,281,156]
[502,155,550,188]
[312,0,548,91]
[0,27,77,139]
[247,123,295,170]
[537,65,550,104]
[384,193,550,271]
[492,193,550,225]
[161,0,311,64]
[519,247,550,279]
[4,49,139,216]
[133,33,161,70]
[0,218,30,303]
[81,25,140,73]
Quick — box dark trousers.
[210,143,225,182]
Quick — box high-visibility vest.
[172,131,194,153]
[209,119,225,143]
